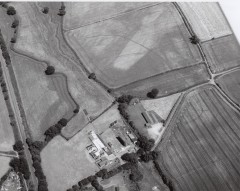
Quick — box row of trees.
[44,118,68,142]
[0,29,11,65]
[10,141,31,180]
[153,160,174,191]
[66,161,141,191]
[26,139,48,191]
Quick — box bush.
[121,153,138,164]
[58,118,68,127]
[117,95,133,104]
[129,169,143,182]
[13,140,24,152]
[73,108,79,113]
[189,35,199,44]
[7,6,16,15]
[45,66,55,75]
[88,73,96,80]
[147,88,159,98]
[11,19,19,28]
[10,37,16,43]
[42,7,49,14]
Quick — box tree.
[137,136,155,151]
[147,88,159,98]
[88,73,96,80]
[42,7,49,14]
[189,35,199,44]
[11,19,19,28]
[121,153,138,164]
[58,5,66,16]
[58,118,68,127]
[13,140,24,152]
[45,65,55,75]
[73,108,79,113]
[117,95,133,104]
[10,37,16,43]
[95,169,108,178]
[7,6,16,15]
[129,169,143,182]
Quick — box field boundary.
[63,2,163,32]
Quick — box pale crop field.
[178,2,232,41]
[65,2,201,88]
[63,2,155,30]
[202,35,240,73]
[141,93,181,120]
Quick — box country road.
[0,50,37,190]
[0,151,18,158]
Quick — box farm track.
[0,151,18,158]
[158,86,240,191]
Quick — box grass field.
[0,80,14,151]
[114,63,210,98]
[65,2,201,88]
[63,2,155,30]
[101,172,128,191]
[202,35,240,73]
[138,163,168,191]
[156,85,240,191]
[141,93,181,120]
[42,105,122,191]
[41,134,99,191]
[0,157,10,179]
[216,69,240,105]
[11,52,74,140]
[10,2,113,123]
[62,104,121,139]
[178,2,232,41]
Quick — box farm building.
[88,131,112,156]
[141,110,163,128]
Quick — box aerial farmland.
[0,2,240,191]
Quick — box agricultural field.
[64,2,202,88]
[63,2,155,30]
[216,69,240,105]
[178,2,232,41]
[114,63,210,98]
[141,93,181,120]
[0,157,10,179]
[202,35,240,73]
[156,85,240,191]
[0,80,14,151]
[8,2,113,124]
[11,52,74,141]
[42,105,122,191]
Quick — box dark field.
[156,85,240,191]
[216,69,240,105]
[114,63,210,98]
[65,2,201,88]
[202,35,240,73]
